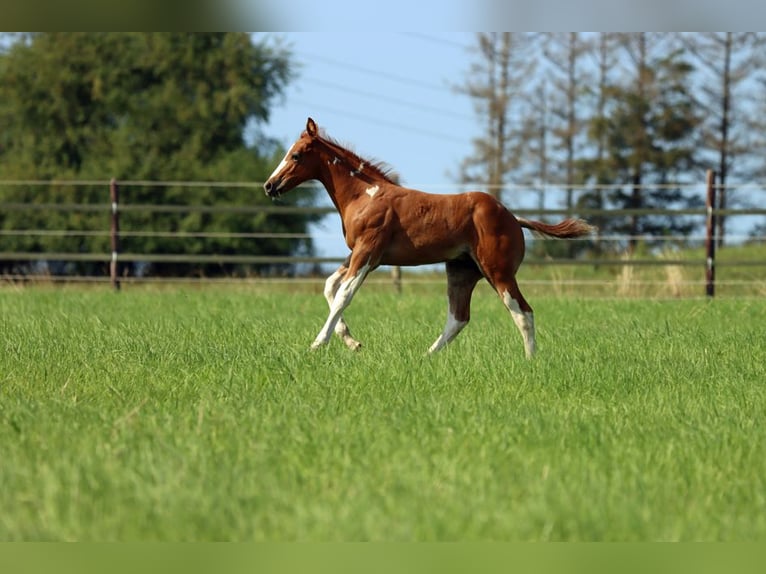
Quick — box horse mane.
[315,129,400,185]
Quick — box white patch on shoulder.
[366,185,379,197]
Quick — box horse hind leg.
[323,263,362,351]
[428,257,482,354]
[499,280,536,359]
[473,231,536,358]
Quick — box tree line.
[457,32,766,252]
[0,33,321,277]
[2,33,765,278]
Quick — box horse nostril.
[264,181,272,193]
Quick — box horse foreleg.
[428,258,482,354]
[323,264,362,351]
[311,258,372,350]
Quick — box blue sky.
[261,32,480,259]
[260,31,764,257]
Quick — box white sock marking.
[428,308,468,354]
[502,291,536,358]
[312,262,371,349]
[323,268,344,302]
[323,269,362,350]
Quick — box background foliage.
[458,32,766,253]
[0,33,321,276]
[1,33,766,276]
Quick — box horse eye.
[291,152,301,161]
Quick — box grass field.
[1,285,765,541]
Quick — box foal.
[264,118,594,358]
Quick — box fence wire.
[1,178,765,295]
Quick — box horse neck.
[316,147,379,213]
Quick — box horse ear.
[306,117,318,137]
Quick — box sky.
[261,32,481,260]
[261,31,765,259]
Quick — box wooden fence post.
[391,265,402,294]
[705,169,716,298]
[110,178,121,291]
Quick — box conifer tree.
[585,33,701,252]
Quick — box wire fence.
[1,176,765,297]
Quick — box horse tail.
[516,217,596,239]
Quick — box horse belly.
[379,196,475,266]
[380,240,468,267]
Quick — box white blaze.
[267,143,295,181]
[366,185,379,197]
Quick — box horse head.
[263,117,321,198]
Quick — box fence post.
[391,265,402,294]
[705,169,716,298]
[110,178,121,291]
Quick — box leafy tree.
[583,33,701,253]
[0,33,319,277]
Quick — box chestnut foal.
[264,118,594,358]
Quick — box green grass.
[1,287,765,540]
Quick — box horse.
[264,118,594,358]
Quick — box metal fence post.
[705,169,716,298]
[110,178,121,291]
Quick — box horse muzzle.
[263,178,282,198]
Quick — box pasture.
[1,285,765,540]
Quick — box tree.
[455,33,534,201]
[576,33,621,254]
[584,33,701,253]
[536,32,591,257]
[520,79,550,212]
[681,32,765,247]
[0,33,319,277]
[543,32,590,211]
